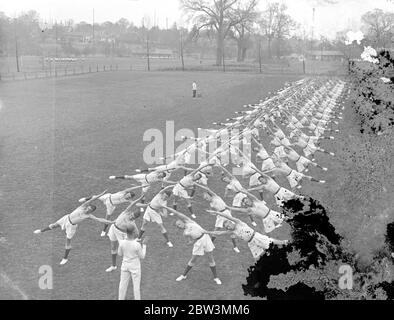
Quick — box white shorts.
[107,224,127,242]
[296,156,311,173]
[233,193,247,207]
[249,173,260,187]
[303,144,317,158]
[102,195,116,216]
[172,184,190,199]
[261,158,275,172]
[192,234,215,256]
[56,215,78,240]
[143,206,163,224]
[275,187,296,206]
[295,122,304,129]
[215,209,232,229]
[248,232,272,259]
[262,210,283,233]
[287,170,304,188]
[197,175,208,185]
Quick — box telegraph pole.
[14,18,20,72]
[92,8,95,42]
[180,29,185,71]
[258,35,262,73]
[146,31,150,71]
[311,7,315,49]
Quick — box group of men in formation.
[33,77,347,299]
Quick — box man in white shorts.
[169,163,212,219]
[109,171,167,211]
[34,191,113,265]
[79,185,144,237]
[164,206,223,285]
[196,183,240,253]
[136,186,174,248]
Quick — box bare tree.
[260,2,276,59]
[273,4,297,58]
[260,3,296,59]
[229,0,259,62]
[361,9,394,49]
[180,0,256,66]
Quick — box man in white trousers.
[117,225,147,300]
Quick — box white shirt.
[118,239,146,264]
[192,82,197,90]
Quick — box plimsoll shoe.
[191,214,197,219]
[34,229,41,234]
[60,259,68,265]
[213,278,222,285]
[167,242,174,248]
[251,222,257,227]
[105,266,117,273]
[233,247,240,253]
[176,275,187,282]
[100,231,107,237]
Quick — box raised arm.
[190,163,211,176]
[80,190,107,208]
[162,206,193,223]
[219,164,237,180]
[88,214,114,225]
[194,183,219,198]
[224,205,250,215]
[122,185,147,193]
[206,210,241,224]
[122,195,144,213]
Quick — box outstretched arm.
[162,206,193,223]
[219,164,237,181]
[247,185,264,192]
[190,163,211,176]
[109,175,135,180]
[122,185,146,193]
[240,189,260,202]
[205,230,233,236]
[271,238,289,246]
[123,195,144,213]
[194,183,219,198]
[224,205,250,215]
[80,190,107,208]
[159,185,175,193]
[206,210,241,224]
[88,214,114,225]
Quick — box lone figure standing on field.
[192,81,197,98]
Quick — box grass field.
[0,70,304,300]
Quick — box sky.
[0,0,393,39]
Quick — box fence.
[0,57,348,82]
[0,64,130,81]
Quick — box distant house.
[306,50,345,61]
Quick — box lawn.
[0,70,300,300]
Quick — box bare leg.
[177,255,198,280]
[207,252,221,284]
[159,223,172,247]
[35,223,60,233]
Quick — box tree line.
[0,1,393,67]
